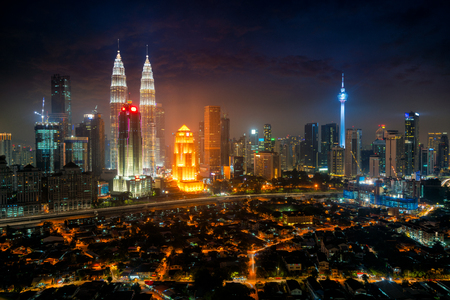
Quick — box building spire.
[341,72,345,89]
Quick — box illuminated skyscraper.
[35,122,62,175]
[51,74,71,136]
[337,73,348,148]
[173,125,203,192]
[404,111,419,175]
[264,124,273,152]
[140,51,156,175]
[204,106,221,175]
[118,101,142,177]
[113,101,151,197]
[110,49,128,170]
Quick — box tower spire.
[117,39,120,52]
[341,72,345,89]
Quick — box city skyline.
[1,1,450,147]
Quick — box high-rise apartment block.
[428,132,448,172]
[329,146,345,176]
[204,106,221,175]
[254,151,280,180]
[264,124,274,152]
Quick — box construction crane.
[34,97,46,122]
[351,150,363,174]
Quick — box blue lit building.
[337,73,348,149]
[35,122,62,175]
[344,177,419,210]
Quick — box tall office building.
[140,53,156,175]
[110,50,128,170]
[155,103,165,168]
[337,73,348,148]
[254,151,280,180]
[221,115,230,166]
[404,112,419,175]
[263,124,273,152]
[204,106,221,175]
[249,129,259,151]
[196,121,204,166]
[63,137,88,172]
[372,125,387,175]
[320,123,338,169]
[329,146,345,176]
[428,132,449,171]
[173,125,203,192]
[0,133,12,166]
[12,145,35,167]
[113,101,151,197]
[51,74,71,136]
[117,101,142,177]
[76,112,105,176]
[344,128,362,177]
[35,122,63,175]
[303,123,319,171]
[385,130,404,178]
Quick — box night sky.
[1,1,450,147]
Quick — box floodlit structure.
[110,49,128,170]
[140,51,157,175]
[204,106,221,175]
[338,73,348,148]
[113,101,152,198]
[173,125,203,192]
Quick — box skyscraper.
[173,125,203,192]
[320,123,338,169]
[221,115,230,166]
[110,50,128,170]
[372,125,387,175]
[404,111,419,175]
[63,137,88,172]
[344,128,362,177]
[386,130,404,178]
[76,112,105,176]
[204,106,221,175]
[427,132,448,172]
[264,124,273,152]
[35,122,62,174]
[51,74,71,136]
[140,52,156,175]
[0,133,12,166]
[155,103,165,168]
[117,101,142,177]
[337,73,348,148]
[303,123,319,171]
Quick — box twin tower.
[109,49,156,176]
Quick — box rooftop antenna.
[146,44,148,57]
[41,97,45,123]
[118,39,120,52]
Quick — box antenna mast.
[41,97,45,123]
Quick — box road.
[0,192,338,228]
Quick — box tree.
[107,276,112,284]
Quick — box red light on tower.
[122,107,126,111]
[131,106,137,112]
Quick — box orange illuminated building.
[173,125,203,192]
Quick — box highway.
[0,192,338,228]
